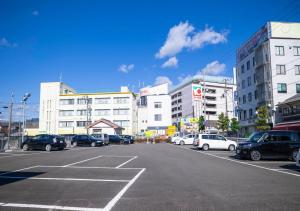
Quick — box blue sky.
[0,0,300,118]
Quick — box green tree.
[198,115,205,132]
[217,112,230,132]
[255,105,271,131]
[230,118,240,136]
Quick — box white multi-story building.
[39,82,137,135]
[169,75,236,131]
[236,21,300,135]
[137,83,172,135]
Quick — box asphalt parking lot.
[0,143,299,211]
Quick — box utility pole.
[21,93,31,144]
[224,78,229,117]
[7,92,14,150]
[86,96,90,135]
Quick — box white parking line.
[103,168,146,211]
[0,203,103,211]
[0,175,130,182]
[0,152,45,159]
[0,166,39,176]
[116,156,138,168]
[176,146,300,177]
[63,155,103,167]
[39,165,144,170]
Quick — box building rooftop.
[170,75,234,93]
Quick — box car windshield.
[247,132,265,143]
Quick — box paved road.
[0,143,299,211]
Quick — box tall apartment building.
[39,82,137,135]
[236,22,300,135]
[169,75,236,131]
[137,83,172,135]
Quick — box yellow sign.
[145,130,155,138]
[167,125,176,136]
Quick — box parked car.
[193,134,237,151]
[21,134,66,152]
[109,135,130,144]
[120,135,135,144]
[71,135,103,147]
[296,148,300,168]
[236,131,300,161]
[174,134,197,145]
[92,133,109,145]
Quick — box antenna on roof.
[59,72,63,83]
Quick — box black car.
[120,135,135,144]
[236,130,300,161]
[109,135,130,144]
[71,135,103,147]
[21,134,66,152]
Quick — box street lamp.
[21,93,31,144]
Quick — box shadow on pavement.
[0,171,45,187]
[280,164,300,172]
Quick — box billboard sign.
[192,84,202,99]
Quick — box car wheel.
[22,144,29,151]
[228,145,235,151]
[202,144,209,151]
[72,141,77,147]
[180,141,184,146]
[45,144,52,152]
[91,142,96,147]
[250,150,261,161]
[291,150,298,162]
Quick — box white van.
[92,133,109,145]
[296,148,300,167]
[174,134,198,145]
[193,134,237,151]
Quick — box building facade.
[169,75,236,132]
[236,22,300,136]
[39,82,137,135]
[137,83,172,135]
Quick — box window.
[249,109,253,118]
[241,65,245,73]
[113,97,129,104]
[277,83,287,93]
[276,65,286,75]
[246,60,250,70]
[154,102,162,108]
[248,92,252,102]
[243,110,247,120]
[154,114,162,121]
[247,76,251,86]
[275,46,284,56]
[77,98,92,105]
[243,95,246,104]
[113,108,129,115]
[295,65,300,75]
[94,109,110,116]
[59,121,74,128]
[294,46,300,56]
[59,110,73,116]
[76,121,91,127]
[252,57,255,67]
[60,99,74,105]
[253,74,256,84]
[254,90,258,100]
[77,109,87,116]
[296,84,300,93]
[95,98,111,104]
[113,120,129,127]
[242,80,245,89]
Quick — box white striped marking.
[39,165,143,170]
[116,156,137,168]
[0,203,103,211]
[0,176,129,182]
[63,155,103,167]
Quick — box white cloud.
[176,61,226,87]
[198,60,226,75]
[118,64,135,73]
[161,56,178,68]
[154,76,173,87]
[155,21,227,59]
[0,38,17,48]
[32,10,39,16]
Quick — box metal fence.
[0,136,22,151]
